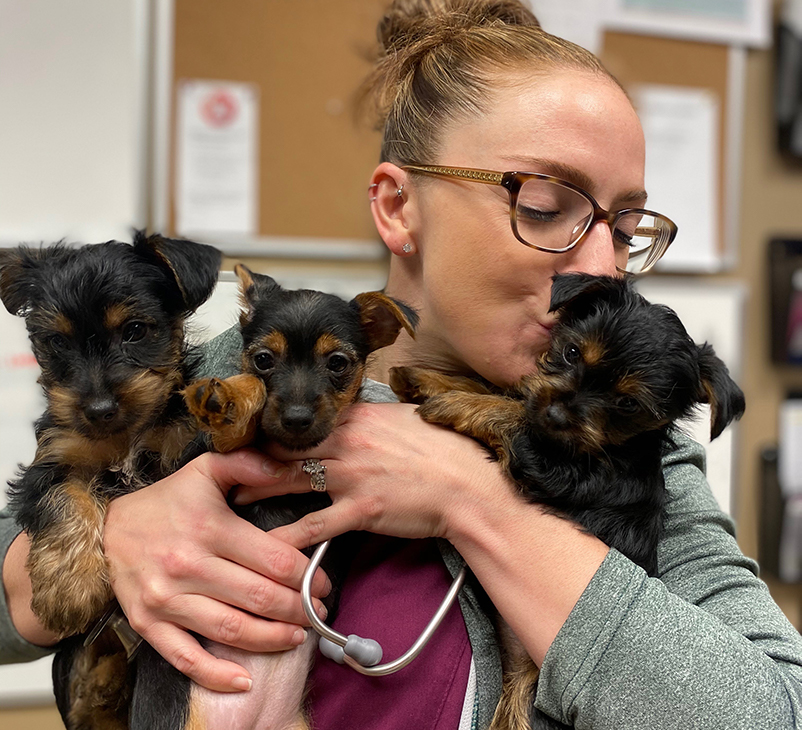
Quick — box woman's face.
[403,69,647,386]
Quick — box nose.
[562,220,619,277]
[281,404,315,434]
[84,397,119,424]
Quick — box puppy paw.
[185,377,238,428]
[390,366,493,404]
[185,374,267,452]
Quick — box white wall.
[0,0,149,245]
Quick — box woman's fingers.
[213,515,331,599]
[179,554,328,626]
[142,621,256,692]
[269,499,362,550]
[154,593,309,653]
[189,448,298,499]
[229,456,320,506]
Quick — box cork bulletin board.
[168,8,735,263]
[169,0,388,243]
[601,32,733,263]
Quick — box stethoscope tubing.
[301,538,467,676]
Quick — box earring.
[402,243,413,254]
[368,183,378,202]
[396,185,404,198]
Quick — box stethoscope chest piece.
[301,538,467,676]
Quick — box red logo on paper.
[200,89,239,128]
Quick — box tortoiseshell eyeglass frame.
[400,164,678,275]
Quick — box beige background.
[4,4,802,728]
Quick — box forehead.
[244,289,364,350]
[439,69,645,202]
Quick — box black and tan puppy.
[0,232,221,728]
[129,264,417,730]
[390,273,745,730]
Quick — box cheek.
[419,225,558,383]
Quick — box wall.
[727,40,802,623]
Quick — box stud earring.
[402,243,413,254]
[396,185,404,198]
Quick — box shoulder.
[360,379,400,404]
[193,327,243,380]
[661,429,727,516]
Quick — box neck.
[369,263,475,383]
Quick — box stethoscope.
[88,537,466,676]
[300,538,466,675]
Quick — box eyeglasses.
[400,165,677,275]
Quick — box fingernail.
[231,676,252,692]
[317,603,328,620]
[263,460,288,479]
[293,628,308,645]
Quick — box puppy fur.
[133,264,418,730]
[0,232,221,729]
[390,273,745,730]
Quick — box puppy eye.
[122,321,148,343]
[562,343,581,364]
[616,396,639,413]
[49,334,68,352]
[326,353,350,373]
[253,350,275,373]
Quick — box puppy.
[0,232,221,729]
[390,273,745,730]
[129,264,417,730]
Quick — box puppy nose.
[545,403,570,429]
[281,405,315,433]
[84,398,119,424]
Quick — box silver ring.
[302,458,327,492]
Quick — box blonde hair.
[360,0,621,164]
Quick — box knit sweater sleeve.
[534,432,802,729]
[0,508,52,663]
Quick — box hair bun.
[377,0,540,56]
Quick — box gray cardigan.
[3,328,802,728]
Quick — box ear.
[696,343,745,440]
[351,291,418,352]
[369,163,417,258]
[0,245,67,316]
[0,248,35,316]
[234,263,281,325]
[548,273,633,318]
[133,231,221,313]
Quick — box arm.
[0,508,58,663]
[262,405,802,729]
[103,449,331,692]
[533,434,802,728]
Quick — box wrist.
[3,531,59,647]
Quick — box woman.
[3,1,802,727]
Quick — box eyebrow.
[500,156,648,205]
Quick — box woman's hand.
[233,402,512,550]
[103,448,331,693]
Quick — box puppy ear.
[548,273,633,319]
[0,246,63,316]
[696,343,745,440]
[133,231,221,313]
[351,292,418,352]
[0,248,34,315]
[234,263,281,325]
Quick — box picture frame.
[603,0,772,48]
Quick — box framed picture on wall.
[603,0,771,48]
[769,238,802,366]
